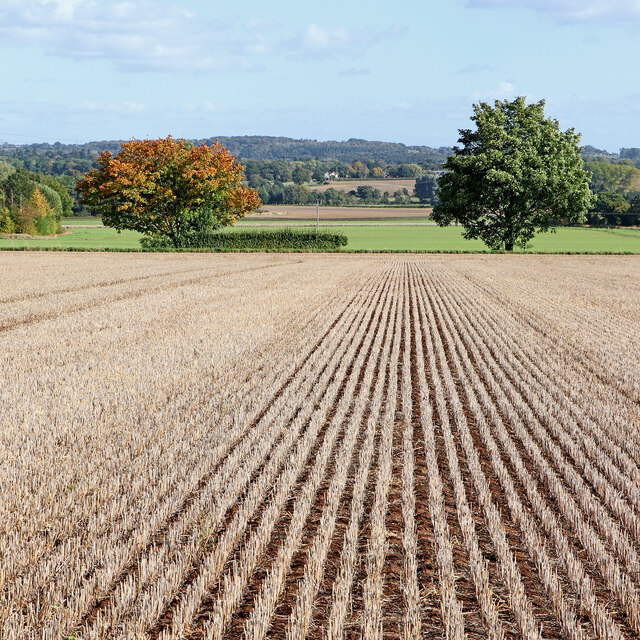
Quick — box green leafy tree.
[393,188,412,205]
[349,160,368,178]
[433,97,593,251]
[393,163,422,178]
[585,161,640,193]
[35,182,63,218]
[0,160,15,183]
[17,187,50,235]
[291,165,311,185]
[2,169,35,206]
[35,174,75,216]
[594,192,631,214]
[283,183,312,204]
[356,185,381,203]
[414,174,437,203]
[323,188,348,206]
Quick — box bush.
[35,215,61,236]
[139,228,348,251]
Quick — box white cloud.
[471,81,518,101]
[44,0,87,21]
[0,4,408,72]
[0,0,268,72]
[288,23,406,59]
[80,100,145,114]
[468,0,640,23]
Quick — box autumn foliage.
[76,136,261,246]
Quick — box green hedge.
[139,228,348,251]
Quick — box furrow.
[283,265,403,640]
[424,265,632,639]
[399,267,420,640]
[67,267,391,638]
[434,270,640,541]
[361,265,403,640]
[158,263,396,640]
[425,267,608,640]
[282,262,403,640]
[238,263,400,640]
[412,266,511,640]
[425,271,640,635]
[408,266,466,640]
[92,266,395,639]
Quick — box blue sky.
[1,0,639,150]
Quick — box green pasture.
[342,225,640,253]
[1,222,640,253]
[60,217,104,226]
[0,227,142,250]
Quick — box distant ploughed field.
[252,204,431,219]
[2,252,640,639]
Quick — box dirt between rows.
[35,258,638,640]
[188,267,637,639]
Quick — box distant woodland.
[0,137,639,223]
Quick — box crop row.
[2,254,639,639]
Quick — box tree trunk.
[505,241,514,251]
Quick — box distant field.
[240,219,434,226]
[253,205,431,219]
[309,178,417,193]
[62,217,103,225]
[340,225,640,252]
[3,224,640,252]
[1,227,142,249]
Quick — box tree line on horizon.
[0,135,639,224]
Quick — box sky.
[0,0,639,151]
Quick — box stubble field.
[2,252,640,640]
[308,179,418,194]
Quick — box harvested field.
[309,179,417,194]
[2,252,640,640]
[251,205,431,219]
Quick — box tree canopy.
[76,137,260,246]
[0,168,64,235]
[585,161,640,193]
[433,97,593,250]
[414,174,438,203]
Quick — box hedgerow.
[139,228,348,251]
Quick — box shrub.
[35,215,61,236]
[139,228,348,251]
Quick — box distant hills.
[0,136,453,168]
[1,136,637,177]
[200,136,453,164]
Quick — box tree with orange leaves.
[76,136,261,247]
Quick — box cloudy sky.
[1,0,639,150]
